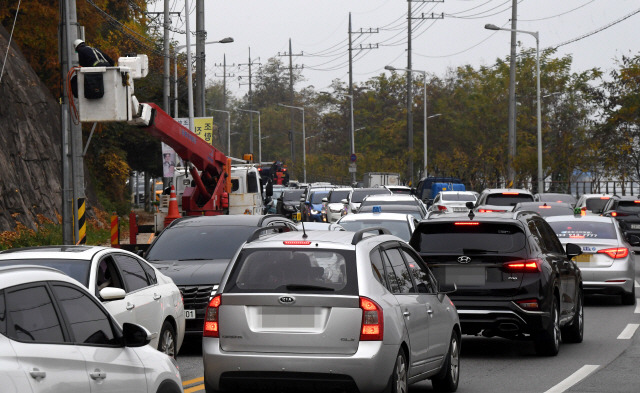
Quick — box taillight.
[360,297,383,341]
[203,295,221,338]
[478,209,506,213]
[611,212,618,217]
[597,247,629,259]
[502,192,520,195]
[503,259,541,272]
[516,298,540,311]
[580,207,586,216]
[437,205,448,211]
[454,222,479,226]
[283,240,312,245]
[538,205,551,209]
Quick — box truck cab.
[228,166,266,215]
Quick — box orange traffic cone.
[164,185,182,228]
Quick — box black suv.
[601,195,640,242]
[409,211,584,356]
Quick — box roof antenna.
[300,220,308,238]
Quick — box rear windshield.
[413,222,526,253]
[351,189,391,203]
[538,194,576,204]
[441,193,476,202]
[328,190,351,203]
[360,199,416,208]
[514,204,575,217]
[548,221,617,240]
[485,193,534,206]
[311,192,329,204]
[146,225,257,261]
[339,220,411,241]
[225,248,357,295]
[617,201,640,213]
[0,259,91,287]
[283,190,304,201]
[585,197,609,212]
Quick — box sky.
[148,0,640,98]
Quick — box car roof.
[0,264,80,290]
[243,229,401,251]
[423,211,535,222]
[480,188,533,195]
[515,201,573,208]
[0,245,107,260]
[545,214,615,223]
[338,212,413,222]
[167,214,288,228]
[438,191,476,195]
[610,195,640,201]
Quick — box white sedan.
[0,246,185,357]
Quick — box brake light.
[580,207,586,216]
[360,297,383,341]
[283,240,312,245]
[600,197,610,200]
[203,295,221,338]
[611,212,618,217]
[516,299,540,311]
[454,222,479,226]
[502,192,520,195]
[437,205,448,211]
[478,209,506,213]
[635,201,640,203]
[503,259,541,272]
[597,247,629,259]
[538,205,551,209]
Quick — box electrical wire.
[0,0,21,84]
[445,0,524,20]
[413,21,509,58]
[446,0,496,16]
[520,0,597,22]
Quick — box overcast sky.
[150,0,640,98]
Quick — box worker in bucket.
[74,39,115,67]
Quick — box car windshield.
[585,197,609,212]
[441,193,476,202]
[283,190,304,201]
[414,222,526,253]
[616,201,640,213]
[225,248,357,295]
[485,193,534,206]
[311,192,329,204]
[351,189,391,203]
[339,220,411,241]
[0,258,91,287]
[548,220,617,240]
[146,225,258,261]
[329,190,350,203]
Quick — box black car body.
[144,215,297,336]
[277,189,305,218]
[409,211,584,355]
[601,195,640,241]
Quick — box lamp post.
[210,109,231,156]
[278,103,306,183]
[485,24,542,193]
[385,65,430,178]
[173,36,233,125]
[239,109,261,163]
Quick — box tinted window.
[383,248,415,294]
[0,259,91,287]
[537,220,565,254]
[283,190,304,201]
[114,254,149,292]
[485,193,534,206]
[441,193,476,202]
[311,192,329,204]
[548,220,617,240]
[0,291,5,336]
[6,285,65,343]
[329,190,351,203]
[226,249,356,295]
[247,172,259,193]
[52,285,117,345]
[380,250,401,293]
[414,222,526,253]
[585,197,609,212]
[351,188,391,203]
[400,249,433,293]
[146,225,257,261]
[140,259,157,285]
[527,220,545,252]
[370,249,386,287]
[537,194,576,204]
[339,220,411,242]
[617,200,640,213]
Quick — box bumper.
[580,263,635,295]
[455,300,551,336]
[203,339,397,393]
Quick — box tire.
[534,296,560,356]
[158,320,177,358]
[385,349,408,393]
[621,285,636,305]
[431,332,460,392]
[561,291,584,343]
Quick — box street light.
[278,103,306,183]
[385,65,430,178]
[238,109,261,163]
[209,109,231,156]
[485,23,542,193]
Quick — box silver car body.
[0,265,183,393]
[203,230,460,393]
[546,215,635,297]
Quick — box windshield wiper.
[286,284,335,291]
[462,248,499,254]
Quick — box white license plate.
[185,309,196,319]
[630,224,640,230]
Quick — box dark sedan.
[601,195,640,242]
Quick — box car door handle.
[426,307,434,316]
[89,369,107,380]
[403,311,411,317]
[153,293,162,300]
[29,368,46,380]
[126,302,135,310]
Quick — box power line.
[520,0,597,22]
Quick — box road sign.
[349,163,357,173]
[350,153,357,162]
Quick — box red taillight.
[600,197,610,200]
[611,212,618,217]
[516,299,540,311]
[478,209,506,213]
[360,297,383,341]
[502,192,520,195]
[580,207,586,216]
[283,240,312,245]
[454,222,479,225]
[597,247,629,259]
[437,205,448,211]
[538,205,551,209]
[503,259,541,272]
[203,295,221,337]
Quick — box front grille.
[179,285,215,310]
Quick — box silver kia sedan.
[202,229,461,393]
[546,215,639,305]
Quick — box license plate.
[630,224,640,230]
[445,266,486,286]
[574,254,592,263]
[185,309,196,319]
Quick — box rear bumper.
[581,263,635,295]
[203,339,396,393]
[454,300,551,336]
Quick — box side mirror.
[99,287,126,301]
[322,197,328,203]
[341,199,348,204]
[566,243,582,259]
[465,201,475,209]
[300,197,306,203]
[627,234,640,247]
[122,323,152,347]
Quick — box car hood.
[150,259,231,286]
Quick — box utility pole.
[214,54,235,149]
[238,48,261,155]
[195,0,206,117]
[507,0,518,186]
[277,39,303,163]
[146,7,180,113]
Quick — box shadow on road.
[179,336,203,356]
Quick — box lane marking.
[182,377,203,386]
[635,303,640,314]
[617,323,640,339]
[544,364,599,393]
[184,385,204,393]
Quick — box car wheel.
[534,296,560,356]
[431,331,460,392]
[621,285,636,305]
[158,320,176,358]
[385,349,408,393]
[561,291,584,343]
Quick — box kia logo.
[457,256,471,264]
[279,296,296,305]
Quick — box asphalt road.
[176,256,640,393]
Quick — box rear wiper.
[286,284,335,291]
[462,248,499,254]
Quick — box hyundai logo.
[457,256,471,264]
[279,296,296,305]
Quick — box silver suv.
[202,228,461,393]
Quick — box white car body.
[0,265,183,393]
[323,188,353,223]
[0,246,185,357]
[428,191,477,214]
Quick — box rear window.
[351,189,391,203]
[514,204,575,217]
[328,190,350,203]
[548,221,617,240]
[283,190,304,201]
[585,197,609,212]
[617,200,640,213]
[360,199,416,208]
[485,193,534,206]
[538,194,576,204]
[311,192,329,204]
[413,222,526,254]
[225,248,357,295]
[0,259,91,287]
[441,193,476,202]
[339,220,411,241]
